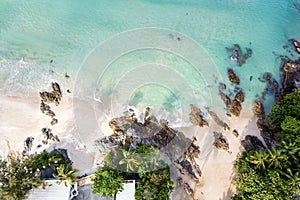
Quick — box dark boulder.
[228,68,240,84]
[241,135,266,150]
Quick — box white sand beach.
[0,92,262,200]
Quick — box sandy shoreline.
[0,94,261,200]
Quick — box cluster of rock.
[23,137,34,154]
[177,177,193,196]
[258,72,280,100]
[219,83,245,117]
[226,44,252,66]
[213,132,230,153]
[290,38,300,54]
[97,108,202,197]
[241,135,266,151]
[189,104,208,127]
[41,128,60,145]
[39,82,62,126]
[174,139,201,183]
[280,58,300,97]
[241,101,273,150]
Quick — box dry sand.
[0,93,262,200]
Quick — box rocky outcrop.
[259,72,280,100]
[41,128,60,145]
[229,99,242,117]
[23,137,34,154]
[213,132,230,152]
[177,177,193,196]
[226,44,252,66]
[39,82,62,106]
[228,68,240,84]
[174,140,202,183]
[281,59,300,97]
[256,119,275,148]
[241,135,266,151]
[39,82,62,126]
[219,90,232,108]
[189,104,208,127]
[207,108,230,130]
[252,101,275,148]
[99,108,202,186]
[235,90,245,103]
[253,101,265,119]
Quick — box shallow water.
[1,0,300,123]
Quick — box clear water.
[1,0,300,123]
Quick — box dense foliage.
[135,167,174,200]
[233,89,300,200]
[93,144,174,199]
[0,154,43,200]
[104,144,166,173]
[92,165,124,198]
[0,150,77,200]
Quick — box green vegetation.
[233,89,300,200]
[92,165,124,199]
[53,164,79,186]
[92,144,174,199]
[0,153,43,200]
[104,144,166,173]
[0,150,77,200]
[135,167,174,200]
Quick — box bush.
[92,165,124,198]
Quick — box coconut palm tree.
[119,149,141,172]
[246,150,269,170]
[53,164,78,187]
[266,148,289,169]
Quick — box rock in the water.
[227,44,252,66]
[241,135,266,150]
[228,68,240,84]
[189,104,208,127]
[219,82,226,90]
[235,90,245,103]
[229,99,242,117]
[281,59,300,97]
[219,90,232,108]
[213,132,230,152]
[290,38,300,54]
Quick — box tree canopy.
[233,89,300,199]
[0,154,43,200]
[93,144,174,199]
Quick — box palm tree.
[246,150,269,170]
[266,148,290,169]
[53,164,79,187]
[280,168,300,194]
[119,149,141,172]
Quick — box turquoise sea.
[1,0,300,125]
